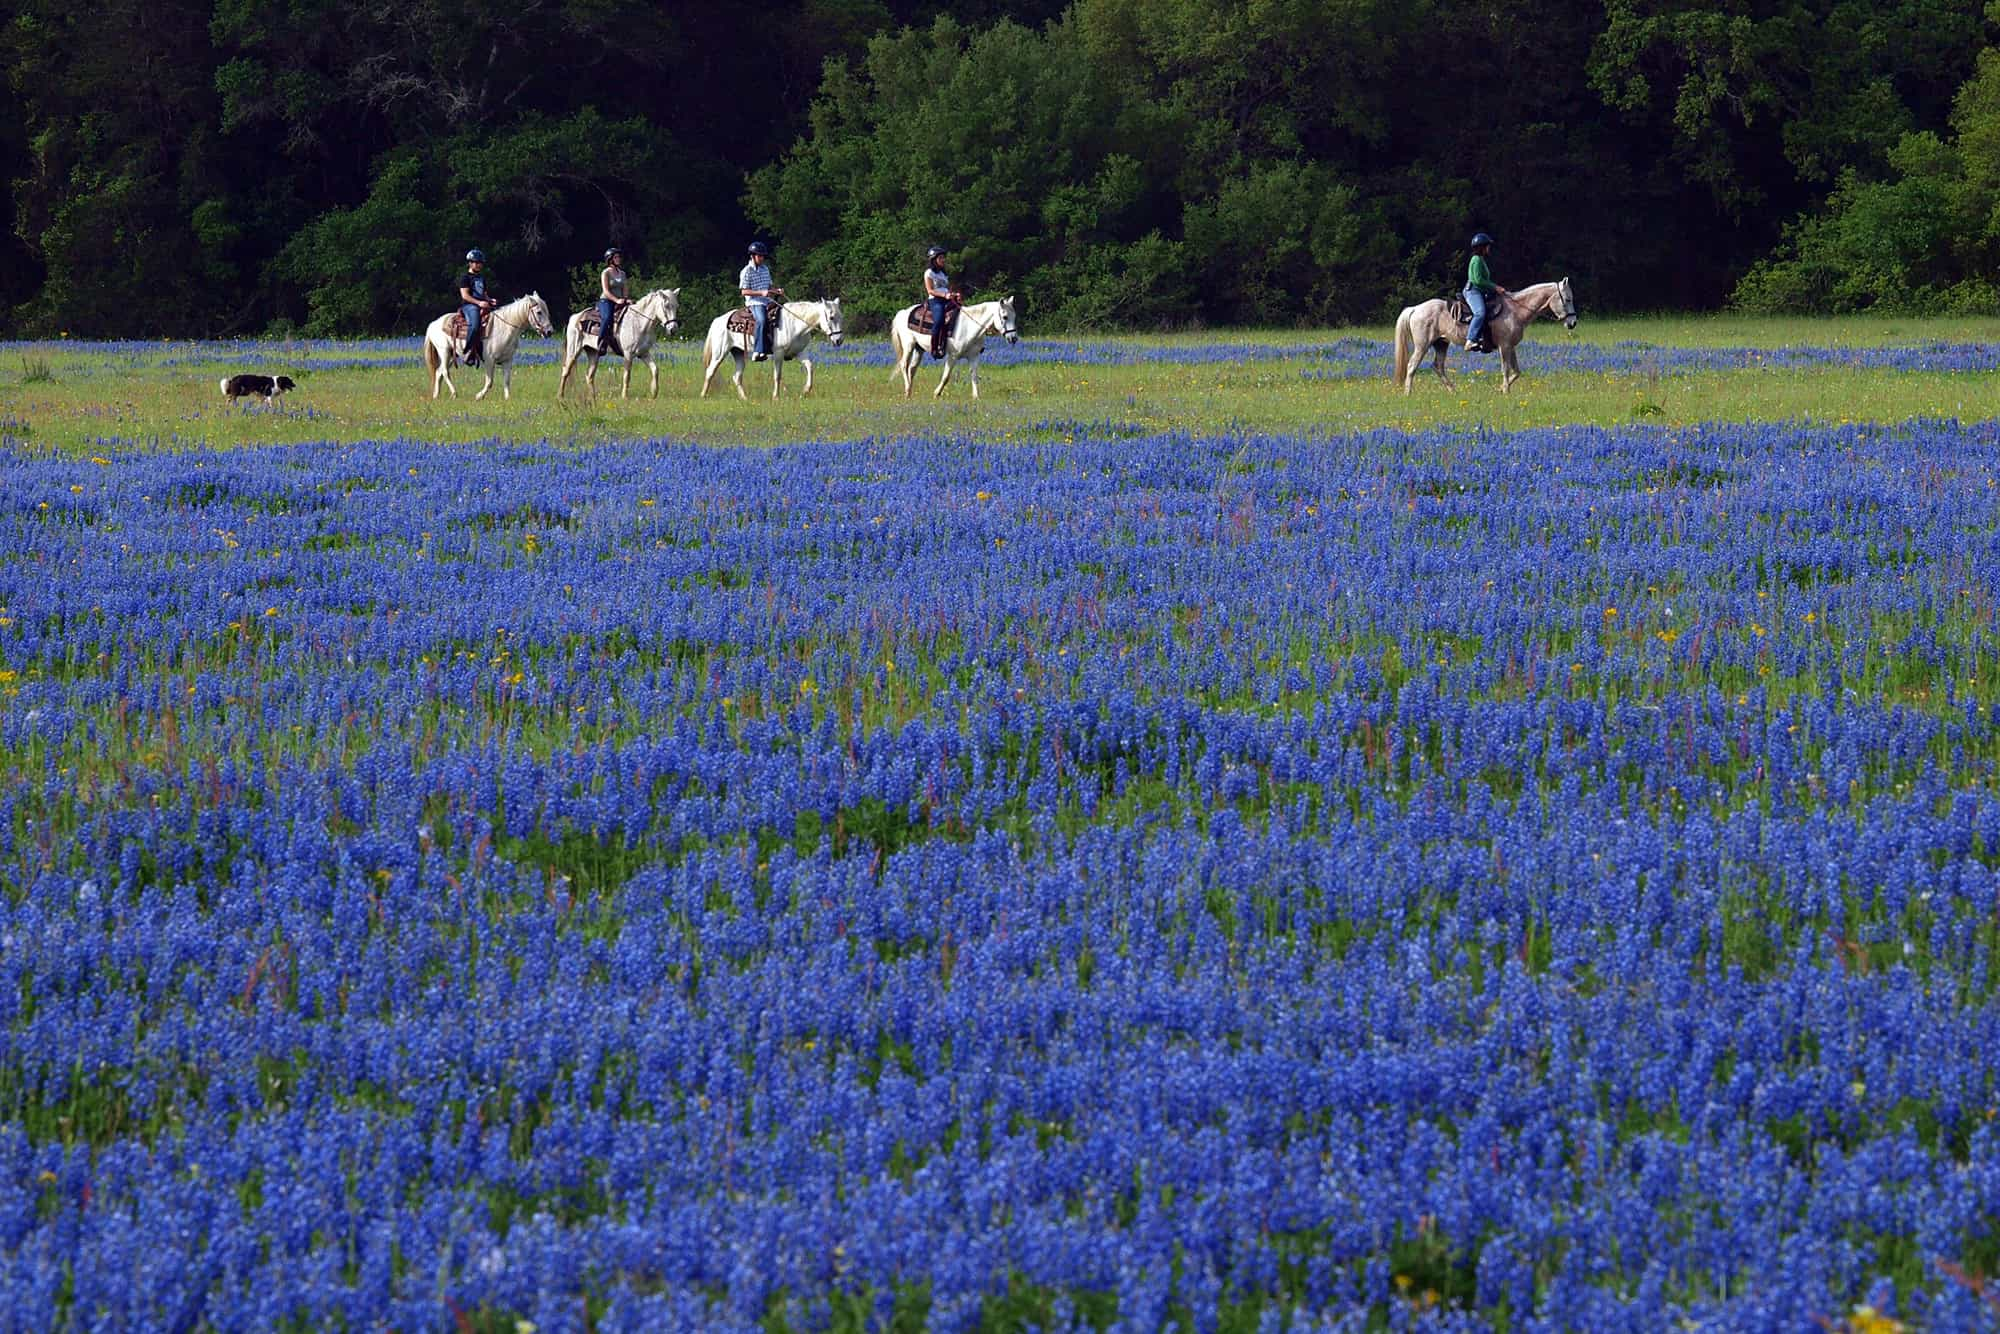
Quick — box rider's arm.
[460,284,479,305]
[601,269,616,302]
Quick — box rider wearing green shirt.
[1463,232,1507,353]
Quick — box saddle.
[725,301,784,336]
[1444,295,1495,352]
[446,311,491,351]
[906,301,961,338]
[579,306,626,353]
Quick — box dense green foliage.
[1734,44,2000,313]
[3,0,1995,334]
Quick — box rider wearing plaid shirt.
[739,241,780,359]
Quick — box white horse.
[555,288,681,400]
[1391,278,1575,395]
[698,299,845,400]
[888,296,1020,399]
[422,293,554,400]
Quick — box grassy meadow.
[4,314,1999,456]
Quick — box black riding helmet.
[603,247,623,262]
[747,240,771,257]
[1469,232,1495,249]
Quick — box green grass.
[4,314,1998,456]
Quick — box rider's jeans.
[1463,288,1490,346]
[462,303,483,360]
[749,301,771,354]
[597,298,617,345]
[927,298,951,353]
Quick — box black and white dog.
[219,374,296,402]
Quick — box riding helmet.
[927,246,947,260]
[465,248,487,262]
[1469,232,1495,249]
[747,240,770,256]
[604,247,622,261]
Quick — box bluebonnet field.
[5,406,2000,1330]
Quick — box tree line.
[5,0,1996,336]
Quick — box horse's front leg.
[800,357,814,397]
[771,356,783,400]
[620,355,633,400]
[933,354,956,399]
[475,363,495,401]
[646,355,660,400]
[966,353,981,400]
[1431,346,1456,389]
[499,361,513,401]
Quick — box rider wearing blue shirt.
[924,246,955,359]
[458,249,496,365]
[739,241,781,360]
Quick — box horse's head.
[654,288,681,336]
[1551,278,1577,331]
[527,292,555,337]
[818,297,844,347]
[998,294,1019,345]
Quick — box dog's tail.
[424,338,440,378]
[219,377,230,398]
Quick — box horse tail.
[1392,309,1411,384]
[424,336,440,378]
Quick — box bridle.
[795,300,843,343]
[485,297,551,337]
[1546,281,1577,331]
[975,301,1018,343]
[600,291,679,339]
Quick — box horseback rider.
[458,249,498,366]
[1463,233,1507,354]
[739,240,782,361]
[923,246,957,360]
[595,246,629,354]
